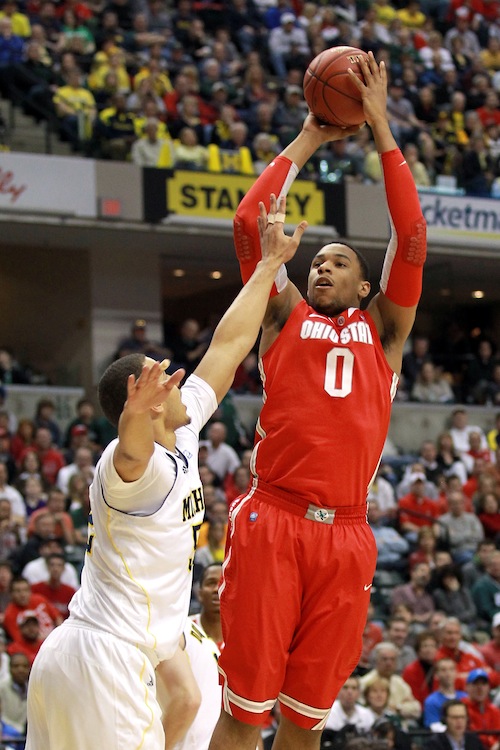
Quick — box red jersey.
[462,697,500,748]
[3,594,61,641]
[253,301,398,508]
[31,581,76,619]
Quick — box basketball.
[303,46,369,127]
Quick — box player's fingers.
[347,67,363,89]
[367,50,378,75]
[164,368,185,390]
[292,220,308,244]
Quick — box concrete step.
[1,99,73,157]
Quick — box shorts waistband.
[253,480,368,525]
[65,618,159,667]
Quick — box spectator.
[403,142,432,188]
[22,537,79,589]
[61,423,93,466]
[19,475,47,520]
[384,616,418,673]
[437,490,485,564]
[193,520,225,570]
[460,133,495,197]
[56,446,95,497]
[27,487,75,547]
[476,492,500,541]
[401,630,439,707]
[0,652,29,734]
[6,611,43,663]
[479,611,500,676]
[10,419,36,468]
[432,564,477,630]
[423,698,485,750]
[53,67,97,150]
[398,472,441,542]
[115,318,170,362]
[166,318,208,375]
[367,467,397,522]
[323,674,374,735]
[463,431,493,475]
[196,498,228,551]
[486,413,500,452]
[391,562,436,628]
[402,336,432,393]
[435,618,487,690]
[0,499,22,561]
[174,125,209,170]
[359,601,384,674]
[462,669,500,749]
[92,91,137,160]
[397,462,439,500]
[131,116,172,166]
[423,658,467,729]
[3,577,62,642]
[411,361,455,403]
[9,513,60,576]
[462,539,498,590]
[368,500,409,572]
[31,552,76,619]
[15,450,48,496]
[435,432,468,485]
[363,676,400,726]
[359,642,422,725]
[418,440,445,486]
[386,77,421,149]
[463,339,497,404]
[0,347,29,386]
[28,427,65,487]
[267,13,310,80]
[471,550,500,627]
[0,462,26,527]
[200,422,240,484]
[449,409,488,461]
[409,526,437,571]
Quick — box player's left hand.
[257,193,307,267]
[348,51,388,129]
[302,112,363,142]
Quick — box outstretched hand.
[257,194,307,267]
[124,359,185,416]
[301,112,363,144]
[348,51,388,129]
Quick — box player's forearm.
[212,258,285,354]
[234,155,297,290]
[117,410,155,464]
[370,116,398,154]
[379,135,427,308]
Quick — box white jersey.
[69,374,217,663]
[173,619,221,750]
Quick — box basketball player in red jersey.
[209,53,427,750]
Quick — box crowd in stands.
[0,0,499,195]
[0,313,500,746]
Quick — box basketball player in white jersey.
[25,196,307,750]
[158,619,221,750]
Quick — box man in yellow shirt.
[0,0,30,37]
[53,68,96,150]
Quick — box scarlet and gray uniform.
[218,148,425,729]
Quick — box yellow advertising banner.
[166,171,325,225]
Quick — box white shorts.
[26,621,164,750]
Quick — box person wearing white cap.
[268,12,309,78]
[398,471,441,543]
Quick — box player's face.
[198,565,222,615]
[306,244,370,316]
[144,357,190,430]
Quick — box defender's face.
[307,244,369,317]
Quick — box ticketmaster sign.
[418,192,500,250]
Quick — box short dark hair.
[98,353,145,427]
[442,698,468,721]
[199,562,222,586]
[339,242,370,281]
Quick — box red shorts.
[217,481,377,730]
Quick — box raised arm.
[114,360,185,482]
[233,115,362,324]
[351,54,427,375]
[194,195,307,403]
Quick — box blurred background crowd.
[0,0,499,195]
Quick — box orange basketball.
[303,46,368,127]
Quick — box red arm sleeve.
[233,155,299,295]
[379,148,427,307]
